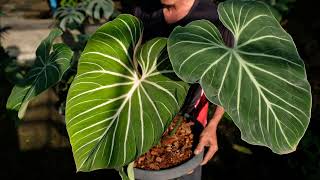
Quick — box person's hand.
[194,105,224,165]
[194,123,218,165]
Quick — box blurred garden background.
[0,0,319,179]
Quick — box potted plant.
[133,115,205,180]
[6,0,312,179]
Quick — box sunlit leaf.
[66,14,188,171]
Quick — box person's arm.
[194,105,224,165]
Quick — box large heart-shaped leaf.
[168,0,311,154]
[65,14,188,171]
[6,28,73,118]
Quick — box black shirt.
[133,0,233,45]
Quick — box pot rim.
[133,151,204,180]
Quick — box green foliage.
[6,29,73,119]
[53,0,115,31]
[168,0,311,154]
[83,0,114,20]
[60,0,80,7]
[7,0,312,178]
[65,14,188,171]
[53,6,86,31]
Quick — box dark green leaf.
[6,28,73,118]
[168,0,311,154]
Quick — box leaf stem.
[169,116,183,136]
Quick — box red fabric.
[194,90,209,127]
[197,99,209,127]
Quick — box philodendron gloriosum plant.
[168,0,311,154]
[65,0,311,174]
[6,0,312,178]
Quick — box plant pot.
[134,151,204,180]
[134,117,204,180]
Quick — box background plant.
[53,0,115,31]
[6,29,73,118]
[54,5,86,31]
[82,0,114,21]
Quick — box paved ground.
[1,0,56,64]
[1,17,58,64]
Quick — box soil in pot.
[134,115,196,170]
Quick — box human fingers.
[200,143,218,165]
[194,136,208,155]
